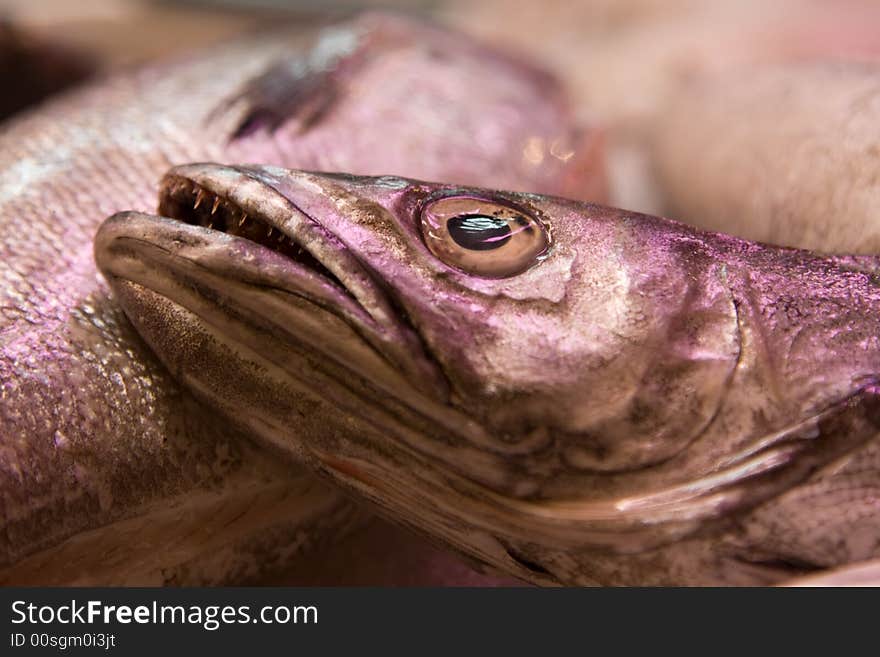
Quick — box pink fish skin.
[96,165,880,585]
[784,558,880,587]
[0,12,602,584]
[652,63,880,254]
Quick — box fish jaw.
[97,165,880,585]
[94,214,447,416]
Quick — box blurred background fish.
[6,0,880,214]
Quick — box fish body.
[652,63,880,253]
[784,558,880,586]
[0,13,599,583]
[97,165,880,585]
[446,1,880,215]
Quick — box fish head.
[95,165,880,584]
[221,11,605,201]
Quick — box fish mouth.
[96,163,448,404]
[157,167,350,300]
[97,164,554,499]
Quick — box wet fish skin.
[96,165,880,585]
[0,12,599,583]
[784,558,880,587]
[651,63,880,253]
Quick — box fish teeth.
[211,197,221,215]
[194,189,205,209]
[267,226,274,238]
[238,213,247,227]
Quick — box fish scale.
[0,13,597,583]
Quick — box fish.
[651,63,880,254]
[0,11,602,584]
[784,558,880,587]
[96,164,880,586]
[445,0,880,214]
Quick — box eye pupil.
[447,214,512,251]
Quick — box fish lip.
[97,163,449,402]
[158,163,375,313]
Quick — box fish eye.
[419,196,549,277]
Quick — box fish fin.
[218,57,343,139]
[214,12,409,140]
